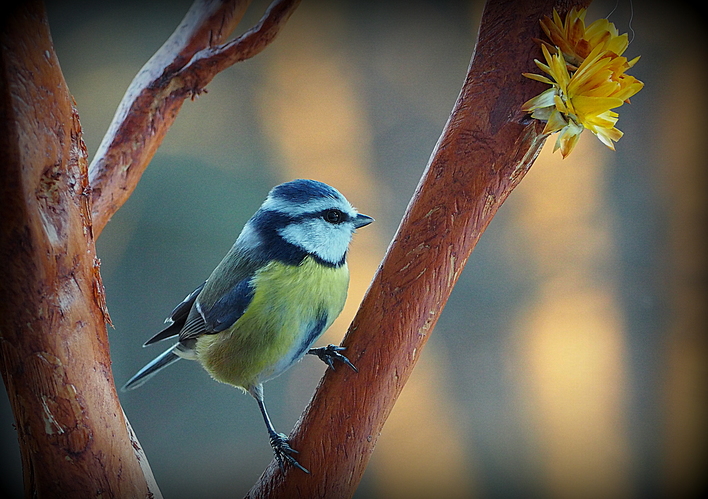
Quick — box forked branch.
[0,1,301,496]
[89,0,301,237]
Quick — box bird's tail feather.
[121,345,181,391]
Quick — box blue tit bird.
[122,179,373,472]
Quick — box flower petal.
[525,7,642,157]
[522,87,558,112]
[523,72,555,85]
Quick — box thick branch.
[88,0,301,237]
[246,0,590,497]
[0,3,160,497]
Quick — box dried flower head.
[523,8,643,157]
[538,7,631,67]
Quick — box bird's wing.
[143,282,206,346]
[178,255,261,341]
[202,278,256,333]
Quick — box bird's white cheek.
[279,222,351,265]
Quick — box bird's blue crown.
[268,179,342,205]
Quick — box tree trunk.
[0,2,159,497]
[1,0,300,496]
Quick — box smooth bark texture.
[246,0,590,497]
[0,3,159,497]
[88,0,301,237]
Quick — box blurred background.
[2,0,706,497]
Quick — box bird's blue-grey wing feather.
[176,278,255,340]
[203,278,255,332]
[143,281,206,346]
[178,254,261,341]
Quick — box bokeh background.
[2,0,706,497]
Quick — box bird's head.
[241,179,373,267]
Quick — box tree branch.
[88,0,301,237]
[246,0,590,497]
[1,0,301,496]
[181,0,304,79]
[0,2,159,496]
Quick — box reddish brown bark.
[88,0,301,237]
[1,0,598,496]
[245,0,590,497]
[0,3,157,497]
[1,0,300,497]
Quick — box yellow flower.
[538,7,630,68]
[522,8,644,157]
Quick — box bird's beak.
[353,213,374,228]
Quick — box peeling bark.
[0,3,155,497]
[1,0,300,496]
[88,0,301,236]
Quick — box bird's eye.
[324,209,343,224]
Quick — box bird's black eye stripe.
[323,209,345,224]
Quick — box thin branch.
[181,0,304,80]
[88,0,301,237]
[246,0,590,497]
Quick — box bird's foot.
[269,431,309,474]
[308,344,358,372]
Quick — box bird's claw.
[269,432,309,474]
[308,344,358,372]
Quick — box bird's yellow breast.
[195,256,349,390]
